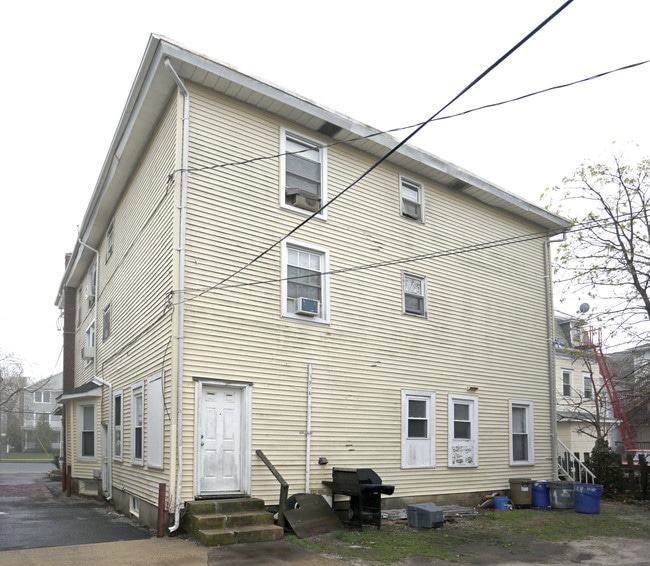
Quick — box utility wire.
[173,59,649,179]
[181,0,576,305]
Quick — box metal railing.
[256,449,289,528]
[556,439,597,483]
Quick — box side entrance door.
[197,383,248,496]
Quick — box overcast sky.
[1,0,648,379]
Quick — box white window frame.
[77,288,83,326]
[79,403,96,459]
[509,400,535,465]
[147,372,164,469]
[403,272,427,317]
[280,129,327,219]
[401,389,436,468]
[582,371,593,400]
[83,321,96,365]
[131,383,144,465]
[561,368,573,397]
[86,263,97,308]
[448,394,479,467]
[105,220,114,262]
[34,390,51,404]
[281,239,330,324]
[400,176,424,221]
[113,391,123,461]
[102,304,111,342]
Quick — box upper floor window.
[281,130,327,217]
[510,400,534,465]
[102,304,111,342]
[403,272,426,316]
[562,369,573,397]
[400,177,424,221]
[77,288,83,326]
[83,321,96,363]
[34,390,51,403]
[583,372,593,399]
[105,220,114,262]
[86,263,97,308]
[281,240,329,323]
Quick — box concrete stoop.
[182,497,284,546]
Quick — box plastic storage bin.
[509,478,532,507]
[548,481,574,509]
[574,483,603,514]
[407,503,444,528]
[493,496,509,510]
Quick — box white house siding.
[70,99,178,507]
[179,83,554,505]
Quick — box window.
[281,240,329,323]
[77,288,83,326]
[102,304,111,342]
[113,392,122,460]
[132,385,143,463]
[448,394,478,467]
[34,390,51,403]
[403,272,426,316]
[401,390,435,468]
[281,131,327,217]
[83,321,95,362]
[105,220,114,262]
[86,263,97,308]
[400,177,424,221]
[147,372,164,468]
[562,369,573,397]
[79,404,95,458]
[509,400,534,465]
[583,372,593,400]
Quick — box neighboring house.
[553,313,607,463]
[22,373,63,452]
[608,344,650,451]
[54,35,569,532]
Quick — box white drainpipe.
[305,364,313,492]
[77,239,112,500]
[164,58,189,533]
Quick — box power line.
[181,0,576,305]
[173,59,649,180]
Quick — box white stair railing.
[557,439,597,484]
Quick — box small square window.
[400,177,423,221]
[403,273,426,316]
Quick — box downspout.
[78,239,112,500]
[164,58,189,533]
[305,364,313,492]
[546,234,565,480]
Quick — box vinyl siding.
[181,83,554,503]
[69,97,177,503]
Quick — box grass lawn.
[1,452,54,462]
[287,501,650,564]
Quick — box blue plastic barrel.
[494,496,509,510]
[574,483,604,514]
[532,480,550,508]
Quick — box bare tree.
[545,147,650,347]
[0,350,27,455]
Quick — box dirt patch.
[0,484,53,498]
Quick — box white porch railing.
[557,439,597,484]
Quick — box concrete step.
[198,524,284,546]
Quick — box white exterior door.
[197,383,248,496]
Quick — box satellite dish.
[579,303,590,314]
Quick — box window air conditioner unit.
[82,346,95,360]
[296,297,320,316]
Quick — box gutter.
[164,57,189,533]
[77,239,113,500]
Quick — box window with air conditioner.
[281,130,327,218]
[83,321,96,362]
[281,239,329,323]
[400,177,424,221]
